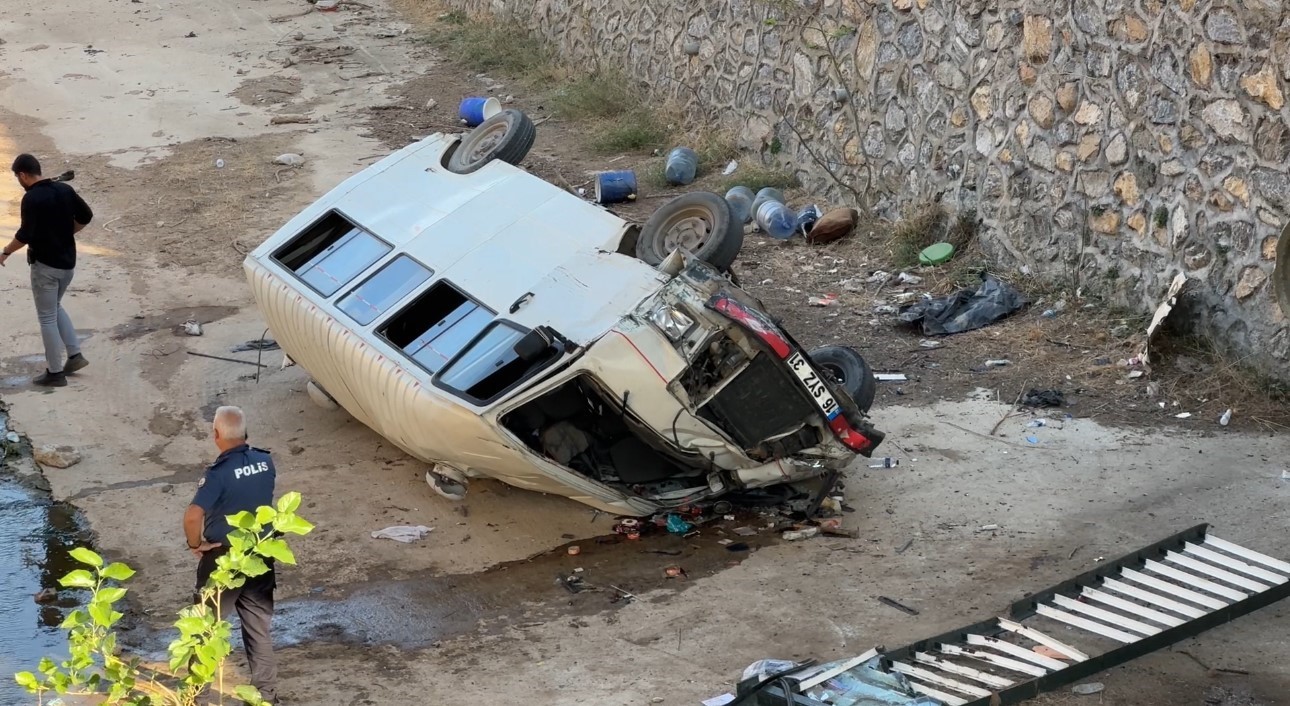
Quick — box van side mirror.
[514,327,557,362]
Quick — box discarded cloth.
[1022,388,1066,408]
[897,275,1026,336]
[370,525,433,543]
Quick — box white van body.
[245,133,882,516]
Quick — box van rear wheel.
[636,192,743,271]
[808,346,876,414]
[446,109,536,174]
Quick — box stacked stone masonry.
[450,0,1290,376]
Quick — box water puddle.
[0,410,93,704]
[272,526,771,650]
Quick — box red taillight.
[829,415,876,453]
[710,296,792,358]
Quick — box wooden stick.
[990,381,1029,436]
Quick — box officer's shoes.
[33,370,67,387]
[65,353,89,374]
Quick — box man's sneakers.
[32,369,68,387]
[65,353,89,374]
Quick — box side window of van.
[438,323,532,402]
[337,255,433,326]
[272,211,391,296]
[379,282,492,373]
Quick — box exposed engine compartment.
[500,376,710,501]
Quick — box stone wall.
[449,0,1290,375]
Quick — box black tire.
[446,109,536,174]
[636,192,744,270]
[808,345,876,414]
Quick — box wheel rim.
[467,121,509,163]
[820,363,846,385]
[660,205,716,252]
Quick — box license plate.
[787,352,841,421]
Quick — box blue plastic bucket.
[458,96,501,127]
[595,170,638,204]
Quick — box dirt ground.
[0,0,1287,704]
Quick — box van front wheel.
[636,192,743,271]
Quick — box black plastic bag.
[898,275,1026,336]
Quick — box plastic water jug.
[756,201,796,240]
[664,147,698,185]
[725,186,755,224]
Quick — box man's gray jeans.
[30,262,80,374]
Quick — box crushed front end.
[643,257,884,487]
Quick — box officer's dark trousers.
[195,549,277,699]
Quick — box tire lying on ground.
[635,191,744,271]
[807,345,876,414]
[445,108,537,174]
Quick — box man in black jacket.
[1,153,92,387]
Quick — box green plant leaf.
[100,562,136,582]
[254,538,296,565]
[14,672,40,691]
[241,554,271,577]
[175,616,209,637]
[60,569,97,589]
[59,609,87,629]
[256,506,276,525]
[51,672,70,693]
[235,684,265,705]
[98,586,128,604]
[227,511,259,531]
[88,600,120,628]
[69,547,104,568]
[276,492,302,514]
[38,657,57,675]
[273,514,315,536]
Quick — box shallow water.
[0,412,91,705]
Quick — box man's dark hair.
[11,153,41,176]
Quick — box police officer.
[183,405,278,702]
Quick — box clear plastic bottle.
[756,200,796,240]
[664,147,698,185]
[724,186,755,224]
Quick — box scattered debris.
[818,518,858,538]
[33,444,82,469]
[1142,273,1188,366]
[273,153,306,167]
[663,565,687,579]
[722,160,738,176]
[805,207,859,245]
[566,545,581,556]
[1219,408,1232,426]
[1033,645,1069,660]
[1176,412,1193,419]
[369,525,433,542]
[609,585,636,604]
[897,272,923,286]
[182,319,203,336]
[733,526,757,537]
[918,242,955,266]
[665,514,694,535]
[615,518,642,540]
[978,524,1000,532]
[1022,389,1065,408]
[1026,419,1048,428]
[270,114,314,125]
[34,588,58,604]
[782,527,820,541]
[1026,436,1040,444]
[1127,370,1145,379]
[896,538,915,554]
[186,351,268,368]
[1072,682,1105,696]
[874,373,907,382]
[231,338,280,353]
[868,457,899,468]
[918,339,943,349]
[808,293,838,307]
[877,595,920,615]
[897,275,1026,336]
[184,31,198,38]
[984,359,1011,367]
[557,574,586,593]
